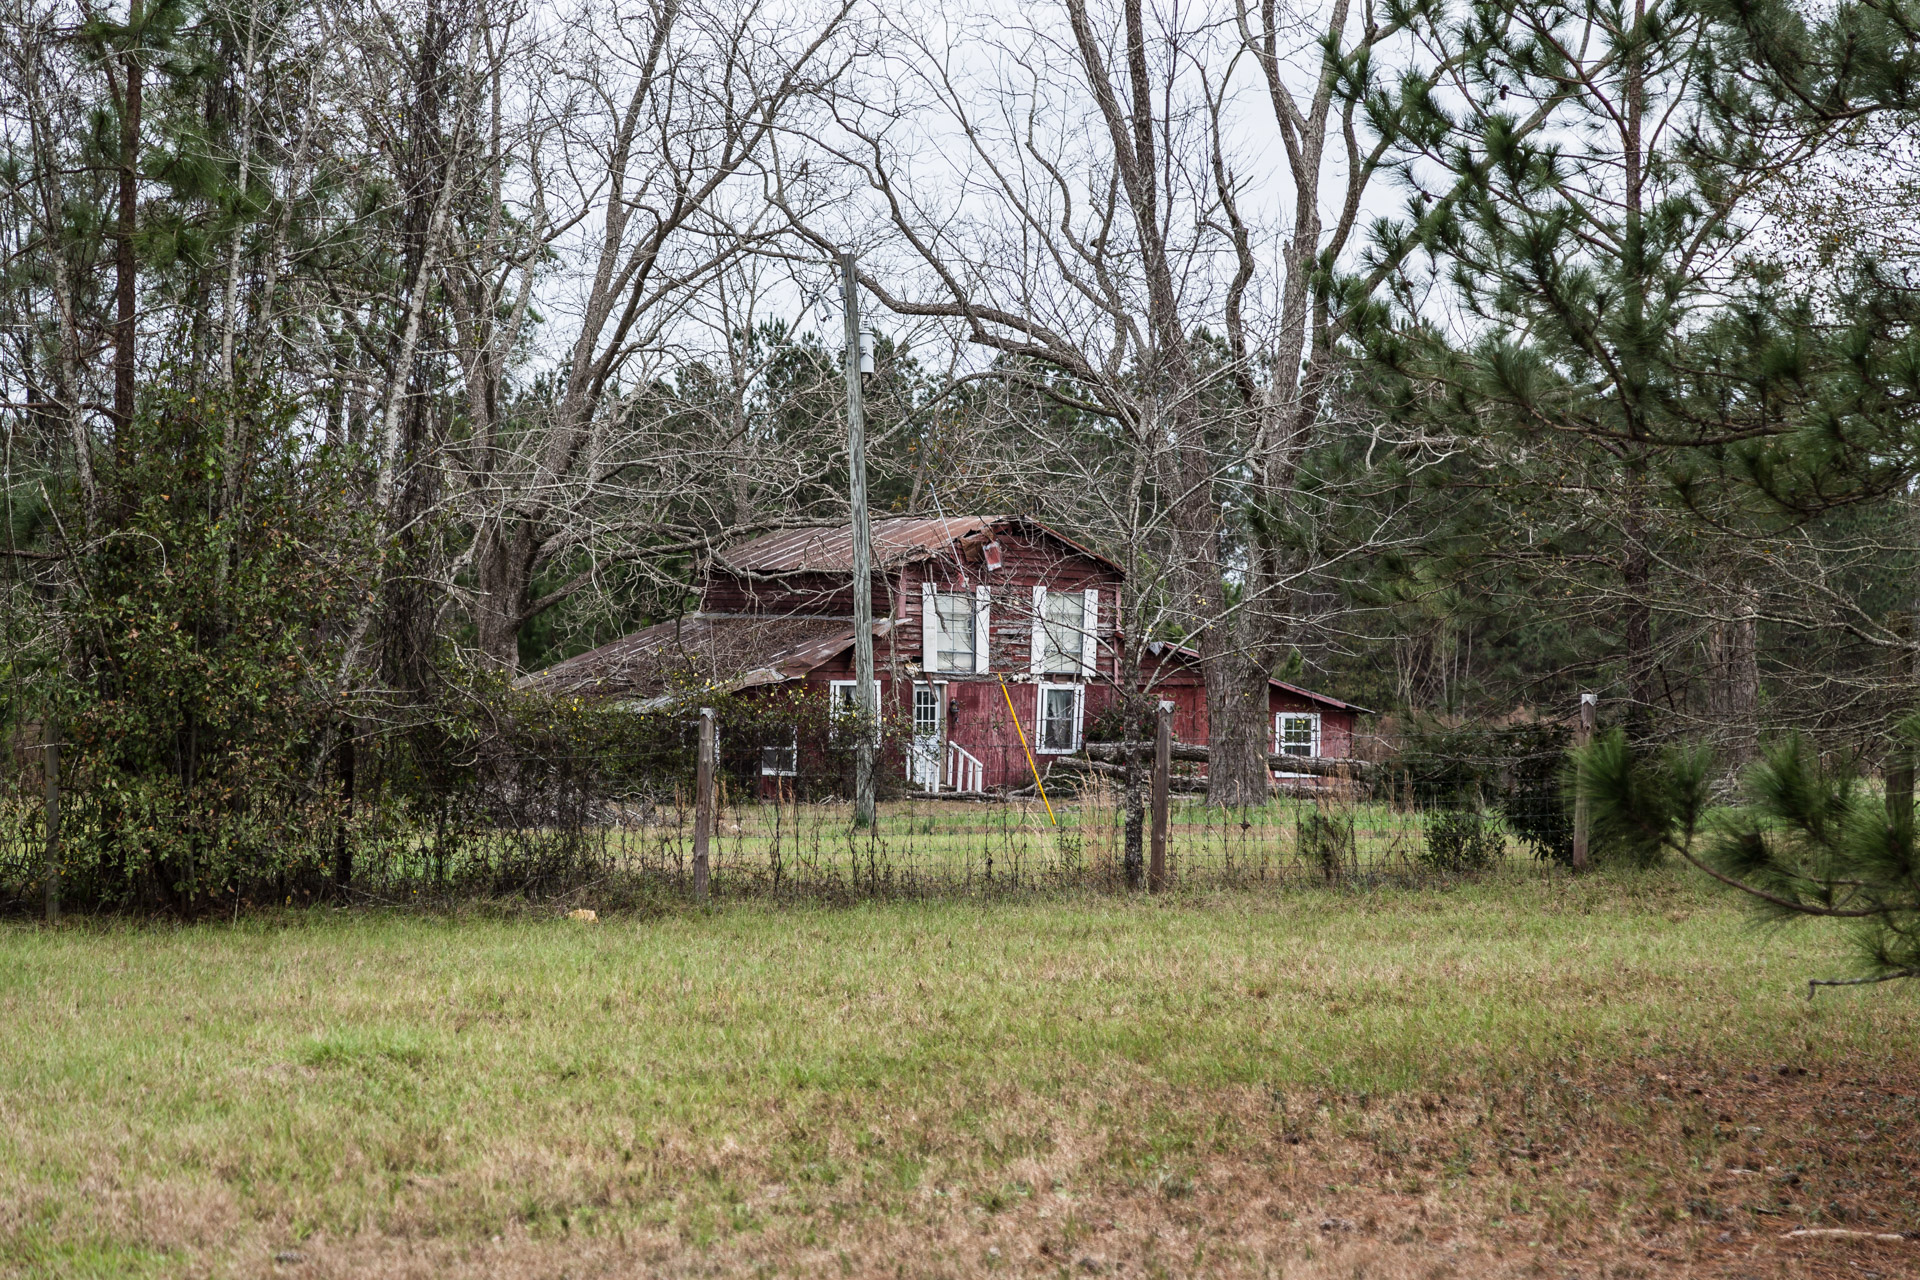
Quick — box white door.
[909,683,943,790]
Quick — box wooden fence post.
[42,716,60,924]
[1149,704,1170,893]
[1571,692,1596,872]
[693,707,715,904]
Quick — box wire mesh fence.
[0,764,34,909]
[536,787,1500,897]
[0,710,1579,911]
[311,736,1564,902]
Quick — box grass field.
[3,871,1917,1279]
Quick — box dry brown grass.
[23,1060,1913,1279]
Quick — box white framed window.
[1036,682,1084,754]
[830,679,858,714]
[1275,712,1321,758]
[1029,586,1098,677]
[921,582,990,673]
[760,730,798,777]
[829,679,881,746]
[912,683,942,737]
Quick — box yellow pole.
[999,676,1057,825]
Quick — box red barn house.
[525,516,1367,793]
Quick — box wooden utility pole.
[1149,704,1171,892]
[843,252,877,829]
[42,715,60,924]
[1571,692,1596,871]
[693,707,715,903]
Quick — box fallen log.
[1781,1228,1916,1243]
[1050,754,1355,799]
[1081,740,1375,780]
[1045,755,1207,794]
[903,789,1006,803]
[1049,755,1128,777]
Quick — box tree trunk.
[1708,582,1759,768]
[42,716,61,924]
[333,729,356,894]
[1116,643,1146,885]
[1621,457,1655,736]
[472,523,532,673]
[1204,631,1271,806]
[1122,723,1144,889]
[113,2,145,451]
[1618,0,1656,740]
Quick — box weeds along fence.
[318,725,1577,902]
[0,699,1579,911]
[501,780,1502,899]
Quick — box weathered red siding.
[717,519,1360,793]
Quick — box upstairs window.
[1030,587,1098,677]
[933,595,975,671]
[1038,592,1083,673]
[921,583,990,674]
[1275,712,1320,758]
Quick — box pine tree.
[1352,0,1920,735]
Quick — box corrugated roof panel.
[719,515,1000,573]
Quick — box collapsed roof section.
[519,614,884,709]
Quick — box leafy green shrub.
[1498,722,1575,863]
[1392,720,1493,808]
[1420,809,1505,873]
[1393,720,1573,862]
[44,384,366,910]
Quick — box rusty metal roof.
[715,515,1122,575]
[518,614,886,704]
[1271,677,1372,716]
[1145,640,1374,715]
[718,516,1000,573]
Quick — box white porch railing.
[947,741,985,793]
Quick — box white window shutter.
[1029,585,1046,675]
[1080,589,1099,677]
[973,584,991,673]
[920,580,937,670]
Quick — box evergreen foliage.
[1577,727,1920,986]
[38,384,363,907]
